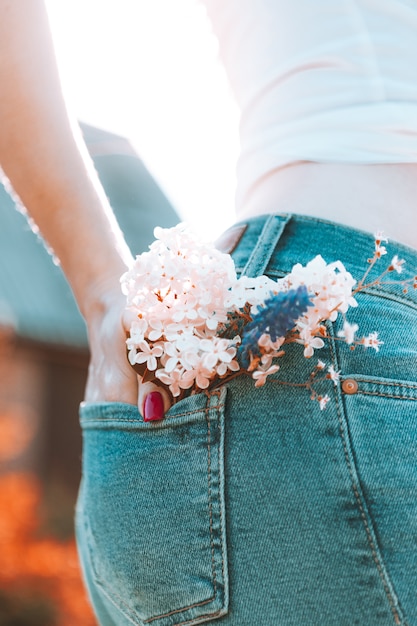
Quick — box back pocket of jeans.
[78,387,228,626]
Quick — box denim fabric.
[76,214,417,625]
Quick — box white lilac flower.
[318,394,331,410]
[127,347,138,367]
[337,321,359,344]
[180,362,213,390]
[389,255,405,274]
[361,332,383,352]
[258,333,285,352]
[374,243,387,258]
[171,295,200,323]
[226,275,280,310]
[160,342,183,373]
[126,318,148,345]
[133,341,164,371]
[216,358,240,377]
[200,337,237,370]
[327,365,341,385]
[147,318,165,341]
[252,364,280,387]
[295,321,325,357]
[301,335,325,358]
[374,230,388,244]
[155,367,185,397]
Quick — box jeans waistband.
[216,213,417,307]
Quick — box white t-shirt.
[202,0,417,210]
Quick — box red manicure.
[143,391,165,422]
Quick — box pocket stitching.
[80,403,226,428]
[144,389,226,624]
[357,390,417,401]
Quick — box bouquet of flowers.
[121,225,414,411]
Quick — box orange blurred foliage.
[0,405,37,463]
[0,472,96,626]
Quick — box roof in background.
[0,122,179,348]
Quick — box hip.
[238,162,417,250]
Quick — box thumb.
[138,378,172,421]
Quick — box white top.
[202,0,417,211]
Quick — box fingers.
[138,378,172,421]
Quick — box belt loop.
[242,214,291,278]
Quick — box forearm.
[0,0,132,320]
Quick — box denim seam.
[211,390,227,590]
[328,325,407,626]
[80,512,143,626]
[83,513,143,626]
[143,390,225,625]
[173,609,225,626]
[241,214,290,278]
[172,390,228,626]
[346,378,417,389]
[356,391,417,400]
[79,403,225,427]
[361,288,417,310]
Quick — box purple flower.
[238,286,311,368]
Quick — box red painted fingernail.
[143,392,164,422]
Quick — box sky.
[44,0,240,239]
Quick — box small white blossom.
[180,362,213,390]
[318,394,331,410]
[337,321,359,344]
[389,255,405,274]
[133,341,164,371]
[327,365,341,385]
[155,367,184,397]
[200,337,237,370]
[126,318,148,345]
[374,230,388,244]
[225,275,277,309]
[361,332,383,352]
[375,244,387,258]
[258,333,285,352]
[296,327,325,357]
[252,365,280,387]
[148,318,165,341]
[216,358,240,377]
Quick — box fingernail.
[143,391,165,422]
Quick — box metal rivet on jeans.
[342,379,358,395]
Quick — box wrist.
[81,272,128,329]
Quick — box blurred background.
[45,0,240,239]
[0,1,239,623]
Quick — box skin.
[239,162,417,250]
[0,0,170,416]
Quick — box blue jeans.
[76,214,417,625]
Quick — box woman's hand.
[83,291,172,420]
